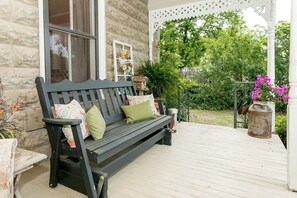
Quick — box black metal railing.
[178,88,190,122]
[233,81,254,128]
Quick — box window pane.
[73,0,93,34]
[50,30,69,83]
[71,36,95,82]
[49,0,70,28]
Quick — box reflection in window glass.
[49,0,70,28]
[73,0,93,35]
[71,36,95,82]
[49,30,69,83]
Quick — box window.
[44,0,98,83]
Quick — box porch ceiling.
[148,0,274,61]
[148,0,199,10]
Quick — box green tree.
[160,11,246,68]
[275,21,290,86]
[275,21,290,112]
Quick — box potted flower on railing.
[248,74,289,139]
[251,74,289,104]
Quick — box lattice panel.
[150,0,269,34]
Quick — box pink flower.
[252,74,289,104]
[264,75,271,82]
[281,85,288,91]
[284,94,290,104]
[274,87,284,96]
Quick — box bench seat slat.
[90,116,171,163]
[86,116,168,150]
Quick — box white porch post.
[267,0,276,132]
[149,11,154,61]
[288,0,297,191]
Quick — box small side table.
[14,148,47,198]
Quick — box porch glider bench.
[35,77,172,198]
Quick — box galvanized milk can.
[248,102,272,139]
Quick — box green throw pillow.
[121,100,155,123]
[86,105,106,140]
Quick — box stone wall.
[0,0,50,156]
[105,0,149,80]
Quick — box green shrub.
[189,84,233,110]
[275,115,287,147]
[138,61,181,98]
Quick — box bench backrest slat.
[35,77,136,125]
[51,92,60,106]
[119,87,127,105]
[114,88,123,107]
[89,90,97,107]
[102,89,113,116]
[72,91,80,102]
[109,88,119,114]
[62,91,70,104]
[81,90,90,111]
[95,89,108,118]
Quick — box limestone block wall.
[0,0,50,155]
[105,0,150,80]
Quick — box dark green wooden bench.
[35,77,172,198]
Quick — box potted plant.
[251,74,289,104]
[248,74,289,138]
[0,81,28,139]
[137,60,180,98]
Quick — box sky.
[243,0,291,28]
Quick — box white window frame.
[38,0,106,81]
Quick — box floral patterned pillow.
[54,99,90,147]
[127,94,160,117]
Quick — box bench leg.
[163,129,172,146]
[98,172,108,198]
[49,125,62,187]
[71,125,98,198]
[157,129,172,146]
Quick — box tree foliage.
[159,12,290,111]
[275,21,290,86]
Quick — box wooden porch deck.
[20,122,297,198]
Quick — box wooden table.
[14,148,47,198]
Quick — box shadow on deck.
[20,122,297,198]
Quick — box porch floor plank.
[20,122,297,198]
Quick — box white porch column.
[288,0,297,191]
[267,0,276,133]
[149,11,154,61]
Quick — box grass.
[189,109,234,127]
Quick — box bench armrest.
[42,118,82,126]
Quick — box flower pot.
[248,101,272,139]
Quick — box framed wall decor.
[113,40,134,81]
